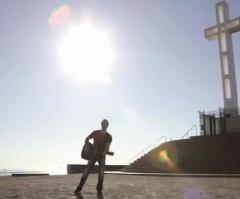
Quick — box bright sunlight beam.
[57,20,115,85]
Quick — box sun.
[57,21,115,85]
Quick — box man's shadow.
[74,192,104,199]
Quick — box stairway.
[122,133,240,174]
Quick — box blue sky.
[0,0,240,174]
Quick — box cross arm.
[205,17,240,41]
[205,26,218,40]
[227,17,240,34]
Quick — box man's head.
[101,119,109,130]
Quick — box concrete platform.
[105,171,240,178]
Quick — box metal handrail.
[181,125,198,139]
[152,136,167,148]
[128,136,168,163]
[128,144,153,163]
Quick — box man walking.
[74,119,112,196]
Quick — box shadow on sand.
[74,192,104,199]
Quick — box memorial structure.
[122,0,240,174]
[200,0,240,135]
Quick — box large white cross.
[205,0,240,110]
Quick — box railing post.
[193,125,198,136]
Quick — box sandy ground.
[0,174,240,199]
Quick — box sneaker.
[74,192,84,199]
[97,191,103,198]
[74,186,81,194]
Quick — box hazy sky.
[0,0,240,174]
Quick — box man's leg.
[75,159,96,193]
[96,158,105,193]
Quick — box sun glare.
[57,21,115,85]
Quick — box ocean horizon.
[0,169,66,176]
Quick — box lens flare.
[184,187,210,199]
[159,149,179,172]
[159,150,169,163]
[48,5,71,27]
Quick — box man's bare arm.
[105,143,111,152]
[102,142,111,156]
